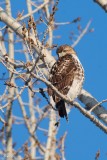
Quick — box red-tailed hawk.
[48,45,84,120]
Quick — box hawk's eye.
[63,49,68,52]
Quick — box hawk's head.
[56,45,76,58]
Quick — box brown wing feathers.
[48,54,77,119]
[48,55,77,98]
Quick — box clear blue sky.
[1,0,107,159]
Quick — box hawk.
[48,45,84,120]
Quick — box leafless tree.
[0,0,107,159]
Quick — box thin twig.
[71,20,92,48]
[61,132,67,160]
[20,0,49,20]
[89,99,107,113]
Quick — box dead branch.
[94,0,107,12]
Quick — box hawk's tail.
[56,100,68,121]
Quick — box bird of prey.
[48,45,84,121]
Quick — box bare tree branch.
[44,98,57,160]
[79,89,107,125]
[71,20,92,48]
[5,1,14,159]
[31,72,107,134]
[0,6,107,127]
[20,0,49,20]
[94,0,107,12]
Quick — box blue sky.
[1,0,107,159]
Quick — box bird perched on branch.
[48,45,84,121]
